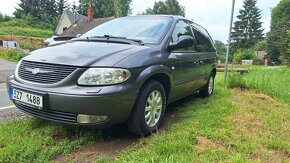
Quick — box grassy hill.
[0,19,53,39]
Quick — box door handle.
[193,61,200,65]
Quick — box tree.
[215,40,227,55]
[77,0,132,18]
[231,0,264,52]
[266,0,290,65]
[13,0,68,30]
[142,0,185,16]
[57,0,69,15]
[215,40,227,62]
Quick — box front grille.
[18,60,77,84]
[15,102,77,124]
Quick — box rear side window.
[191,24,215,52]
[171,20,195,52]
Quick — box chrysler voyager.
[7,15,217,135]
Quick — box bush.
[233,49,260,62]
[19,42,39,51]
[0,12,11,22]
[0,48,28,62]
[218,54,226,63]
[227,73,247,89]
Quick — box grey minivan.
[7,15,217,135]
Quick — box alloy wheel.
[144,90,163,127]
[208,76,214,95]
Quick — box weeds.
[227,67,290,104]
[0,48,27,62]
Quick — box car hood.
[23,41,149,67]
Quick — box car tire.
[127,80,166,136]
[199,73,215,97]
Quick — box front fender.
[127,65,173,91]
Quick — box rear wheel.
[199,73,215,97]
[127,81,166,136]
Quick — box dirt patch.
[0,35,44,46]
[53,102,182,163]
[228,89,290,161]
[196,136,224,151]
[232,89,281,106]
[54,135,138,162]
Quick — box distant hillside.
[0,19,53,39]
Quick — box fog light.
[77,114,108,124]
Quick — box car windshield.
[81,16,172,44]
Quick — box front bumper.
[7,75,138,127]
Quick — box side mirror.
[76,34,82,38]
[168,35,194,51]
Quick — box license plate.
[10,88,43,108]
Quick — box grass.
[0,27,53,39]
[115,73,290,162]
[0,72,289,162]
[228,67,290,104]
[0,48,28,62]
[0,119,103,162]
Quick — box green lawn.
[115,73,290,162]
[0,72,289,162]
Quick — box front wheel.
[199,73,215,97]
[127,81,166,136]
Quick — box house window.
[63,27,68,32]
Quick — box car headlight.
[77,68,131,85]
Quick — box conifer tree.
[231,0,264,51]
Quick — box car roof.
[125,15,208,32]
[126,15,189,21]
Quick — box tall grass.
[0,48,28,62]
[228,67,290,104]
[0,27,53,39]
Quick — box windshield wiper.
[91,35,126,39]
[89,35,144,45]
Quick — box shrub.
[227,73,247,89]
[19,42,39,51]
[218,54,226,63]
[0,48,28,62]
[233,49,260,62]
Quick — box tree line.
[217,0,289,66]
[3,0,183,30]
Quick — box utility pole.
[224,0,236,83]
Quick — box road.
[0,83,28,123]
[0,58,16,83]
[0,59,28,123]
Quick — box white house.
[54,10,87,36]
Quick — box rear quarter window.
[191,24,216,52]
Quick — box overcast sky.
[0,0,280,43]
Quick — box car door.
[191,24,217,88]
[167,20,201,101]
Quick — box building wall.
[55,14,72,36]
